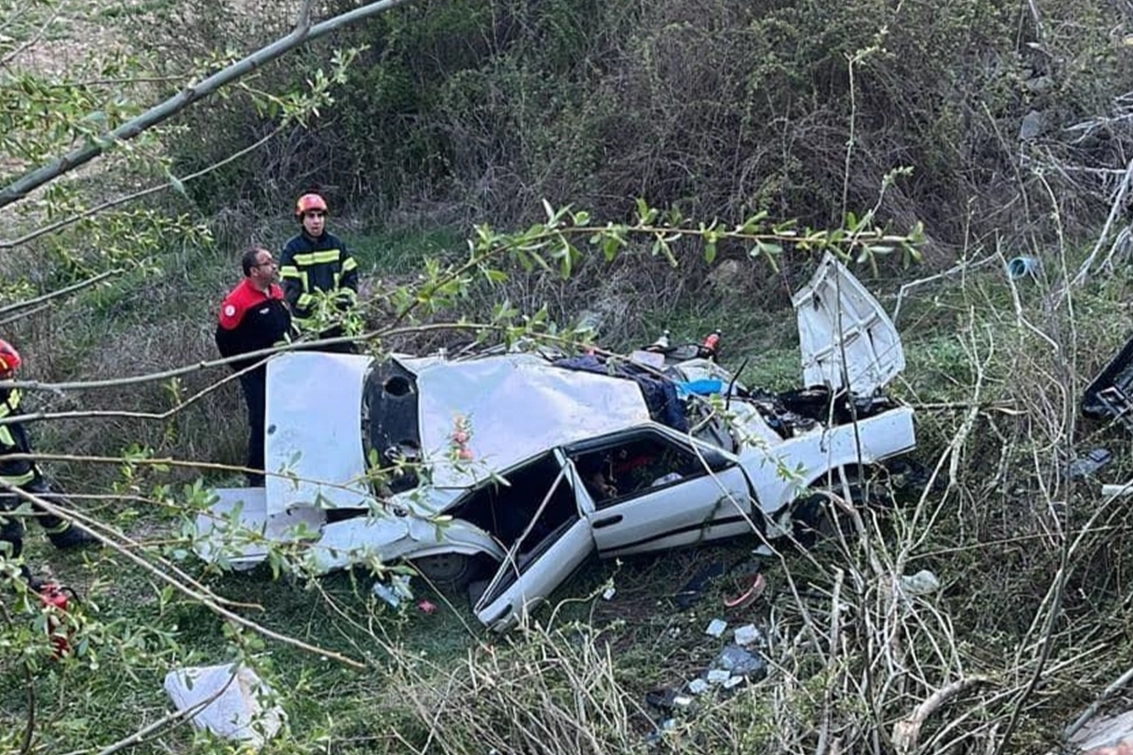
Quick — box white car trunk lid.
[792,253,905,395]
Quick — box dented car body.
[196,254,915,630]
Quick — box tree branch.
[0,124,284,250]
[0,0,414,209]
[4,483,366,668]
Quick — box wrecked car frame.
[195,254,916,630]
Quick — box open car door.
[474,453,594,631]
[564,428,754,559]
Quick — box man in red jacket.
[215,248,292,486]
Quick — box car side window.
[572,435,701,509]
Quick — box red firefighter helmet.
[0,338,21,375]
[295,193,328,217]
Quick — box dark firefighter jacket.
[0,387,42,490]
[279,231,359,332]
[215,280,293,371]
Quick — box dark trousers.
[0,478,68,560]
[238,368,267,487]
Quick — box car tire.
[792,465,888,546]
[410,552,488,590]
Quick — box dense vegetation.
[3,0,1133,753]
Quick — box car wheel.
[792,466,887,546]
[410,552,486,589]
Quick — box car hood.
[792,253,905,395]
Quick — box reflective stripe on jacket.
[279,231,359,330]
[0,387,40,487]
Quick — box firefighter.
[215,247,293,486]
[0,338,95,585]
[279,192,360,353]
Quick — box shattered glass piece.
[711,644,767,679]
[1068,448,1113,480]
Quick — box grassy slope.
[8,226,1133,753]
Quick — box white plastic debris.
[705,618,728,638]
[722,675,745,689]
[163,664,285,748]
[733,624,761,647]
[373,573,414,607]
[706,669,731,685]
[602,586,617,601]
[687,678,709,694]
[898,569,941,597]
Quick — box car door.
[565,427,754,558]
[473,456,595,631]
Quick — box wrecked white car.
[195,254,915,630]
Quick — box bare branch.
[891,677,993,754]
[3,483,366,668]
[0,125,284,250]
[0,269,124,318]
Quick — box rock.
[898,569,941,596]
[1020,110,1045,141]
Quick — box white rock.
[163,664,285,748]
[898,569,941,597]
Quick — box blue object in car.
[676,378,724,397]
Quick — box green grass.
[11,222,1133,753]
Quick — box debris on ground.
[372,573,414,608]
[898,569,941,597]
[724,572,767,609]
[163,664,285,748]
[733,623,762,646]
[1068,448,1114,480]
[1070,710,1133,753]
[675,562,728,609]
[704,618,727,638]
[710,644,767,680]
[643,619,770,748]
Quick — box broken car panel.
[194,253,917,630]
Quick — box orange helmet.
[295,193,328,217]
[0,338,21,375]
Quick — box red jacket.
[215,280,291,371]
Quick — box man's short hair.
[241,248,264,276]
